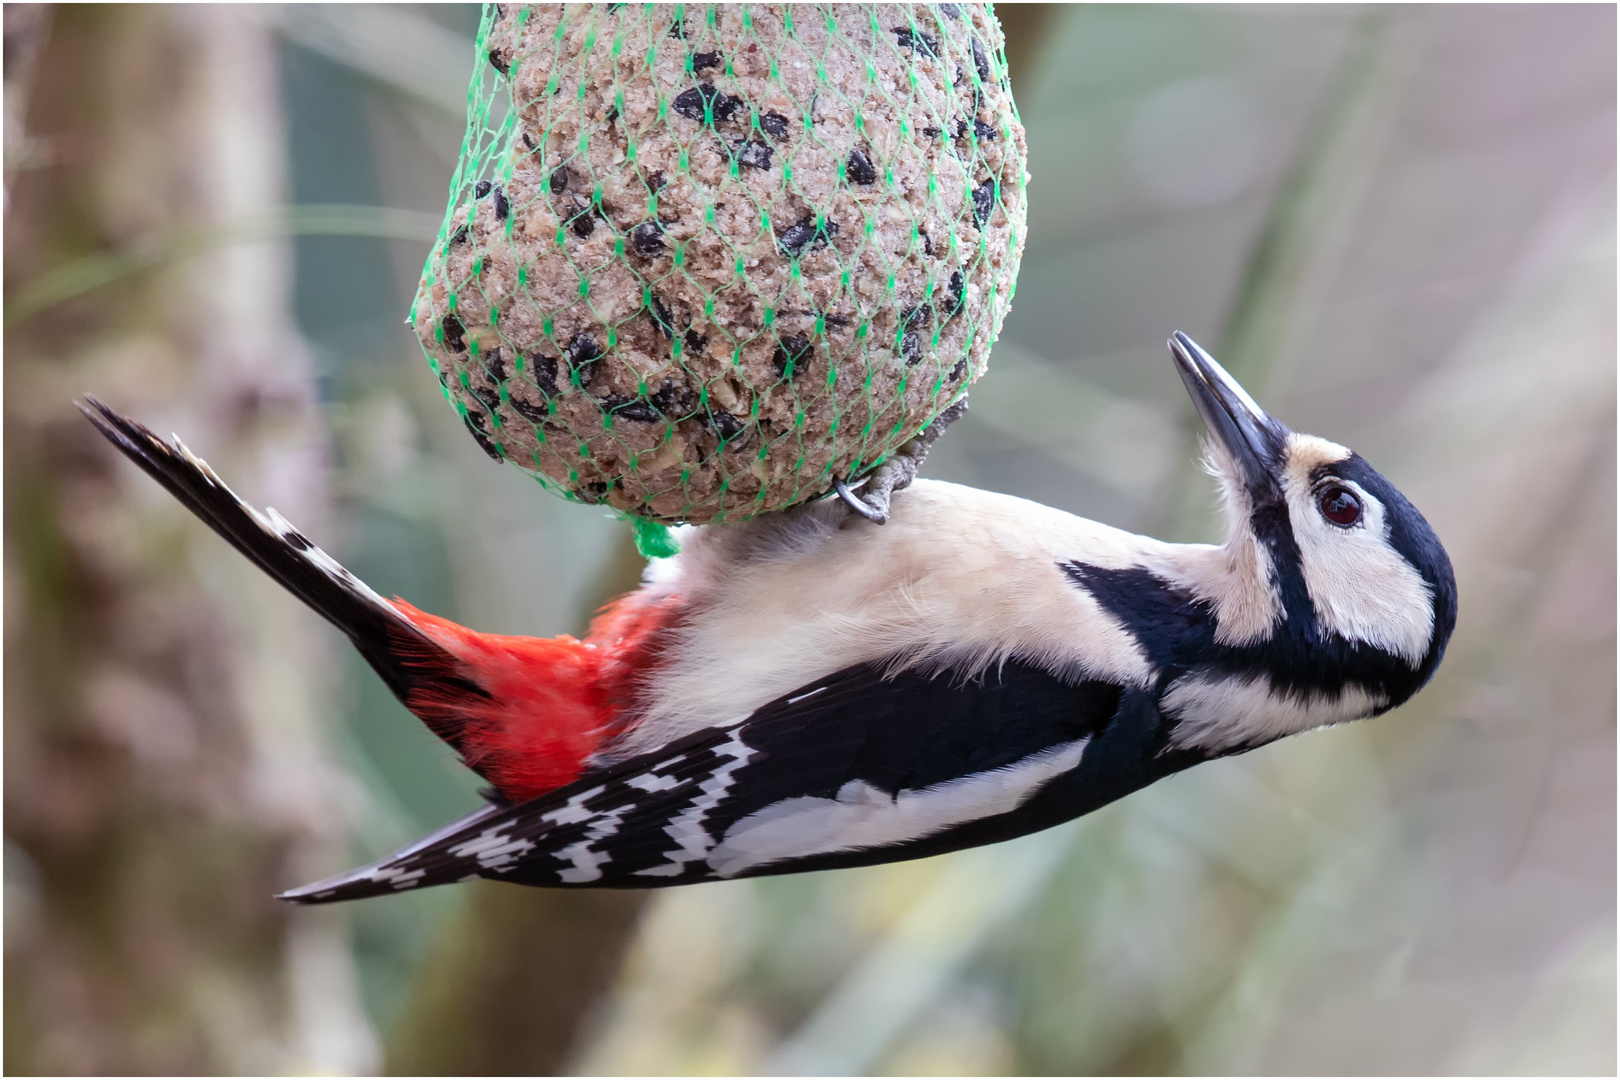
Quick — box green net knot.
[632,517,681,560]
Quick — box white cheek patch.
[1164,673,1385,753]
[705,738,1090,878]
[1281,437,1434,666]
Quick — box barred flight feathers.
[279,659,1146,903]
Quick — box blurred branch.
[6,203,439,327]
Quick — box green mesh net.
[410,2,1028,526]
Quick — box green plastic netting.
[410,2,1027,527]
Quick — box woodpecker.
[79,334,1456,902]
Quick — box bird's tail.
[76,396,615,801]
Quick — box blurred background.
[4,3,1613,1074]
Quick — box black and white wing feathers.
[281,660,1199,903]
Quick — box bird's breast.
[607,481,1174,759]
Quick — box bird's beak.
[1168,332,1287,501]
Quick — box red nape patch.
[386,595,682,804]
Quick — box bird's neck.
[1156,532,1284,647]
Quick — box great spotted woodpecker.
[79,334,1455,902]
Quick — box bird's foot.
[834,398,968,525]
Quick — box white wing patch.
[705,738,1091,878]
[1163,672,1385,752]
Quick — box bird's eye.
[1318,484,1362,527]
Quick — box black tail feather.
[76,396,487,746]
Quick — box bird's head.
[1169,332,1457,709]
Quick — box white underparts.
[1163,672,1385,753]
[705,738,1091,878]
[614,482,1169,758]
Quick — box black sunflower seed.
[673,83,743,123]
[692,50,722,71]
[493,186,509,218]
[735,140,773,170]
[442,314,466,352]
[652,379,698,417]
[947,269,966,316]
[649,294,675,339]
[600,394,663,423]
[510,395,549,423]
[901,331,922,365]
[777,215,837,258]
[488,49,510,76]
[683,328,707,356]
[846,148,876,185]
[475,180,492,199]
[950,358,969,382]
[569,202,595,238]
[549,167,569,195]
[974,119,998,141]
[464,410,502,460]
[707,409,744,440]
[972,37,991,83]
[760,111,789,139]
[569,333,602,384]
[772,334,811,380]
[528,350,560,397]
[483,346,509,382]
[972,180,995,227]
[903,303,932,330]
[892,28,938,58]
[471,382,501,413]
[633,220,666,255]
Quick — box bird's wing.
[280,661,1184,903]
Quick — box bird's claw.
[834,398,968,525]
[833,476,888,523]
